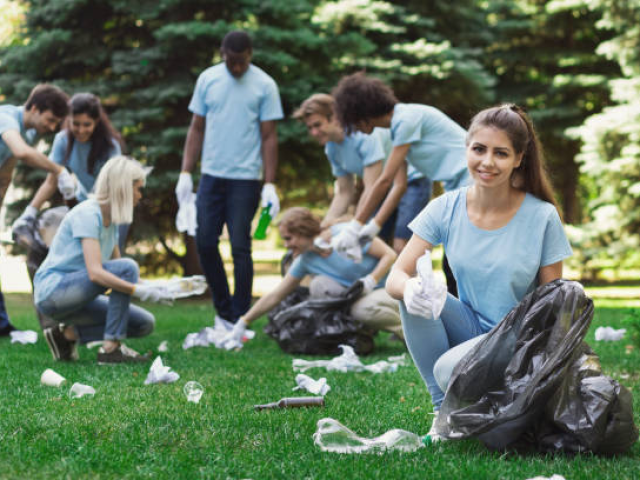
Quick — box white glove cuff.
[24,205,38,219]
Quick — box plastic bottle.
[254,396,325,411]
[253,204,272,240]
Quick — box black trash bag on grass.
[264,281,376,356]
[436,279,638,454]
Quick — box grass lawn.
[1,291,639,479]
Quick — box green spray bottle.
[253,203,272,240]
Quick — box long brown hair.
[467,104,561,215]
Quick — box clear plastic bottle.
[254,396,325,411]
[253,204,272,240]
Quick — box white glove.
[360,274,377,295]
[221,318,247,350]
[261,183,280,218]
[132,284,171,304]
[403,277,437,318]
[330,219,363,263]
[358,219,381,245]
[416,250,447,319]
[12,205,38,231]
[175,172,193,206]
[57,169,76,200]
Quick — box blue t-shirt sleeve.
[70,208,101,240]
[540,208,573,266]
[258,79,284,122]
[408,193,448,245]
[326,145,347,178]
[358,131,386,167]
[392,108,422,147]
[288,256,307,279]
[0,111,20,136]
[188,73,208,117]
[48,132,67,164]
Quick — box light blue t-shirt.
[49,131,121,201]
[0,105,36,168]
[391,103,469,191]
[188,63,284,180]
[289,223,386,288]
[409,187,572,330]
[34,199,119,303]
[325,128,386,178]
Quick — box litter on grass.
[10,330,38,344]
[183,381,204,403]
[313,418,423,454]
[139,275,208,304]
[255,396,325,411]
[293,345,406,374]
[182,325,255,350]
[41,368,66,387]
[144,356,180,384]
[594,326,626,341]
[69,383,96,399]
[293,374,331,396]
[158,340,169,352]
[526,476,566,480]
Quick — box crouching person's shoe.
[97,343,150,365]
[44,324,79,361]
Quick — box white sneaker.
[214,315,234,331]
[425,411,446,444]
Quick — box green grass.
[1,291,639,479]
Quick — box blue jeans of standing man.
[36,258,155,343]
[400,294,490,409]
[196,175,261,322]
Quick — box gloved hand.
[175,172,193,206]
[359,219,381,245]
[261,183,280,218]
[403,276,436,318]
[416,250,447,319]
[12,205,38,231]
[220,318,248,350]
[360,274,377,295]
[330,219,363,263]
[57,169,76,200]
[132,284,172,304]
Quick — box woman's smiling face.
[466,126,522,189]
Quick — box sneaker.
[97,343,150,365]
[44,324,79,361]
[214,315,234,332]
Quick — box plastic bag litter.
[594,326,626,342]
[158,341,169,352]
[184,381,204,403]
[526,475,566,480]
[313,418,423,454]
[10,330,38,344]
[293,345,406,374]
[264,284,376,356]
[69,383,96,399]
[176,191,197,237]
[435,279,639,454]
[144,356,180,384]
[293,374,331,396]
[139,275,207,302]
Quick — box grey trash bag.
[264,281,376,356]
[436,279,638,455]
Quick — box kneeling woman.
[35,156,160,364]
[223,207,402,346]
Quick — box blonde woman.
[34,156,163,364]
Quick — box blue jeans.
[0,289,10,329]
[36,258,155,343]
[400,294,488,409]
[196,175,261,322]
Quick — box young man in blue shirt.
[0,84,75,336]
[175,31,283,327]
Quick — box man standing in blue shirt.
[0,84,75,336]
[175,31,283,327]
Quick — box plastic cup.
[69,383,96,399]
[183,381,204,403]
[41,368,66,387]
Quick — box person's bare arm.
[364,237,397,283]
[354,144,411,224]
[82,238,135,294]
[240,273,301,326]
[180,114,205,173]
[385,233,433,300]
[260,120,278,183]
[539,261,563,285]
[373,162,407,227]
[2,130,64,174]
[357,161,382,214]
[29,173,58,210]
[322,176,355,228]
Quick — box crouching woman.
[222,207,403,346]
[34,155,162,364]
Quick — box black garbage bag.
[436,279,638,455]
[264,281,376,356]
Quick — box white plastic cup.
[41,368,66,387]
[183,381,204,404]
[69,383,96,399]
